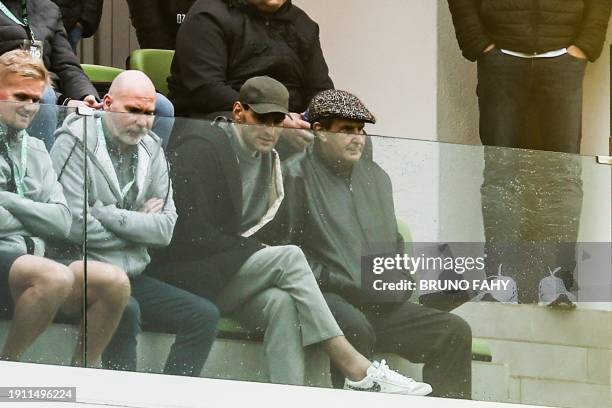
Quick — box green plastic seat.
[471,338,492,362]
[396,218,413,256]
[217,319,492,362]
[81,64,124,83]
[128,49,175,96]
[396,219,412,243]
[217,317,263,342]
[81,64,124,95]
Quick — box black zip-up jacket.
[448,0,612,62]
[149,120,265,300]
[0,0,98,100]
[50,0,103,37]
[168,0,334,118]
[126,0,196,49]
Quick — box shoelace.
[548,266,562,277]
[375,360,415,383]
[483,264,517,300]
[542,266,567,295]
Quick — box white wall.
[294,0,438,141]
[295,0,441,242]
[582,25,612,155]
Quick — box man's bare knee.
[10,256,74,302]
[38,263,74,301]
[91,263,131,304]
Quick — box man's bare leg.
[1,255,74,361]
[322,336,371,381]
[61,261,130,367]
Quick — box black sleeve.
[447,0,492,61]
[301,28,334,111]
[79,0,104,38]
[574,0,612,62]
[174,11,239,114]
[170,138,264,255]
[126,0,175,49]
[49,13,98,99]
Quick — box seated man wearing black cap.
[150,76,432,395]
[266,89,473,399]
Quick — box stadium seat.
[81,64,124,95]
[217,318,263,342]
[472,338,493,362]
[128,49,175,96]
[397,219,412,243]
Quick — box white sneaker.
[538,267,576,309]
[344,360,432,396]
[474,264,518,303]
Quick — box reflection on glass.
[2,93,609,408]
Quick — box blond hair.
[0,49,49,85]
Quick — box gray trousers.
[216,245,343,385]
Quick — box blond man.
[0,50,130,366]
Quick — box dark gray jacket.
[126,0,196,49]
[448,0,612,61]
[264,148,405,303]
[51,0,103,37]
[0,0,98,100]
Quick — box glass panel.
[79,109,174,375]
[0,103,83,368]
[82,110,610,407]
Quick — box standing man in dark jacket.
[0,0,101,148]
[126,0,196,50]
[51,0,103,52]
[447,0,611,305]
[168,0,333,155]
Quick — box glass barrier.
[5,103,609,407]
[0,103,84,369]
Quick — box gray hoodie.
[51,113,177,277]
[0,129,71,255]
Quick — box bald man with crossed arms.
[51,71,220,376]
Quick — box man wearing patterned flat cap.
[265,89,473,399]
[152,79,432,394]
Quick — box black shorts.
[0,250,25,317]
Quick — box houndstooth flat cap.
[307,89,376,124]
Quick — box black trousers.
[324,293,472,399]
[477,49,585,302]
[102,274,220,376]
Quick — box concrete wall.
[293,0,438,141]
